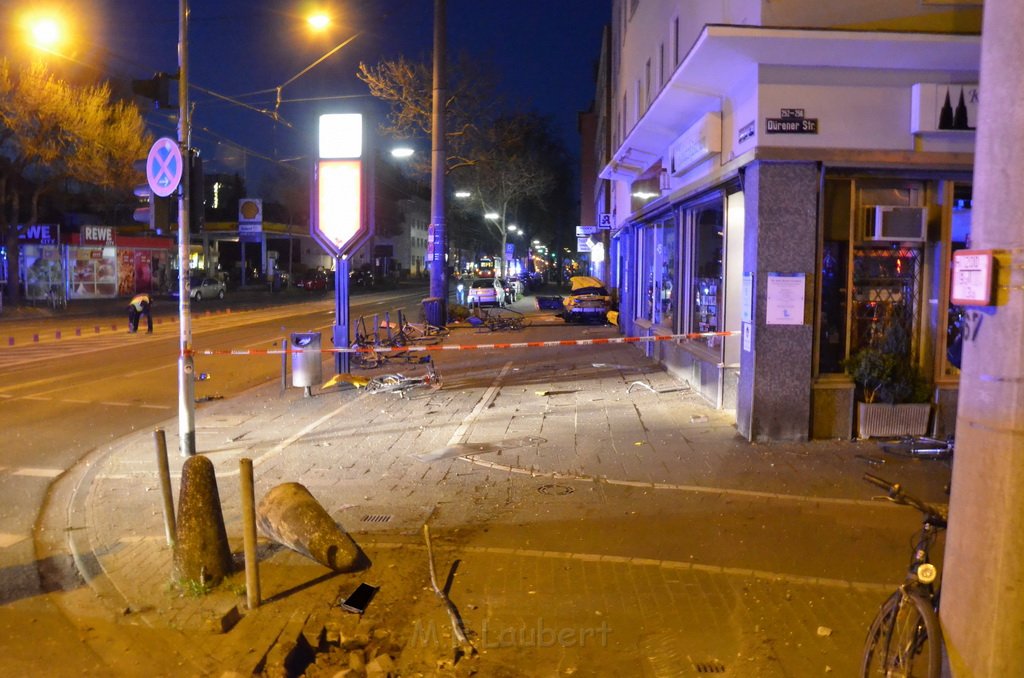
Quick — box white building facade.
[592,0,982,441]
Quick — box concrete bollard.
[256,482,368,572]
[173,455,234,586]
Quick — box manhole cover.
[361,514,393,523]
[693,660,726,674]
[537,484,574,496]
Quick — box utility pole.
[940,0,1024,673]
[177,0,196,457]
[426,0,447,326]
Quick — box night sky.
[41,0,611,190]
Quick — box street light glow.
[307,13,331,31]
[485,212,499,220]
[390,147,414,158]
[22,12,64,52]
[454,191,472,198]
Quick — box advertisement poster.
[71,247,118,298]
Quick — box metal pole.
[427,0,447,326]
[153,428,176,547]
[334,257,350,374]
[177,0,196,457]
[240,458,260,609]
[280,338,287,393]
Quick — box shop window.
[819,179,852,373]
[944,183,973,377]
[690,202,724,349]
[636,217,678,328]
[851,246,923,360]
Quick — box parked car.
[296,270,328,291]
[467,277,506,307]
[188,276,225,301]
[562,276,611,323]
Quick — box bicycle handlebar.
[862,473,948,525]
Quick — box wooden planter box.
[856,402,932,439]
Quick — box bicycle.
[366,359,441,397]
[861,473,948,677]
[474,308,530,332]
[47,284,67,311]
[878,435,954,461]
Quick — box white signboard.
[741,273,753,324]
[576,237,593,253]
[238,198,263,232]
[766,273,805,325]
[951,249,993,305]
[599,213,612,229]
[576,225,599,237]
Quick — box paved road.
[0,288,954,675]
[0,286,434,675]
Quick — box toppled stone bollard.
[173,455,234,586]
[256,482,368,571]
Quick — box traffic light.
[189,148,205,232]
[131,72,175,109]
[133,169,171,235]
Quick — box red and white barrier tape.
[195,331,739,356]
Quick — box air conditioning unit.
[864,206,928,242]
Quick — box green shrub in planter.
[845,321,930,405]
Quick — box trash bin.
[290,332,322,390]
[422,297,444,327]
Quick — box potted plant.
[845,320,932,438]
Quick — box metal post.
[427,0,447,326]
[333,257,350,374]
[153,428,176,547]
[239,458,260,609]
[280,338,287,393]
[177,0,196,457]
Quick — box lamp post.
[177,0,196,457]
[426,0,447,326]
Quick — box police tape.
[195,330,740,356]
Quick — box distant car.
[562,276,610,323]
[467,278,505,307]
[189,277,225,301]
[296,270,328,291]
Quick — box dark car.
[296,270,328,291]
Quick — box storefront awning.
[601,25,981,181]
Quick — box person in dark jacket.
[128,293,153,334]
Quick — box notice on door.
[766,273,805,325]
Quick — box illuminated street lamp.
[484,212,500,220]
[390,146,414,158]
[454,190,472,199]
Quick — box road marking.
[12,467,63,478]
[0,533,28,548]
[99,401,132,407]
[139,403,173,410]
[366,541,893,592]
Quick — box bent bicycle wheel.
[861,589,943,677]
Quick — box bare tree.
[0,59,150,304]
[357,52,501,175]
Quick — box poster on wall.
[71,247,118,298]
[766,273,805,325]
[118,250,135,296]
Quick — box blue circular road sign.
[147,137,183,198]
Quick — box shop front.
[599,26,980,441]
[68,226,174,299]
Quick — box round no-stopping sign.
[147,137,183,197]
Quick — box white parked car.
[467,278,505,307]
